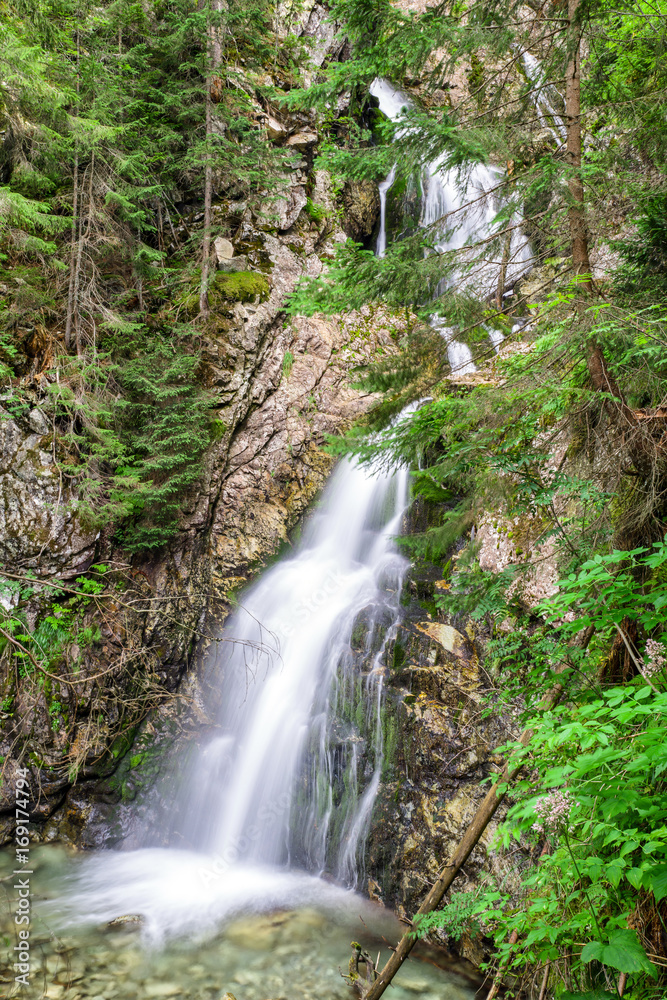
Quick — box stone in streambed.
[142,984,183,997]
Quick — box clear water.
[0,846,476,1000]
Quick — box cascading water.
[53,452,411,944]
[23,72,535,1000]
[371,77,532,374]
[522,52,567,146]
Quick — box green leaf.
[560,992,615,1000]
[581,930,655,974]
[644,863,667,902]
[626,867,645,889]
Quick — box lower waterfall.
[52,455,412,943]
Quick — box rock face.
[0,408,97,576]
[368,611,516,906]
[342,179,381,242]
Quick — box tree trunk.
[496,231,512,311]
[65,26,81,351]
[199,0,223,319]
[565,0,592,287]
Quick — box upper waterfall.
[370,76,532,373]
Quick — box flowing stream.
[4,455,475,999]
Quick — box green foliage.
[0,0,294,554]
[109,343,214,552]
[0,572,107,684]
[614,193,667,302]
[282,349,295,379]
[305,196,326,223]
[413,889,483,942]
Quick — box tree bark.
[496,230,512,311]
[65,26,81,350]
[565,0,592,287]
[199,0,223,319]
[484,930,519,1000]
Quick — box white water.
[55,456,410,939]
[371,76,532,372]
[522,52,567,146]
[377,164,397,257]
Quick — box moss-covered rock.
[212,270,270,304]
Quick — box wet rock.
[342,180,381,241]
[414,622,472,661]
[143,984,182,997]
[367,593,520,936]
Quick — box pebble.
[143,983,184,997]
[398,979,431,993]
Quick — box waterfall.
[522,52,567,146]
[51,76,530,952]
[377,164,397,257]
[371,76,532,372]
[171,455,409,875]
[56,454,410,940]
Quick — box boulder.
[214,236,234,261]
[266,116,288,142]
[217,255,249,273]
[286,130,318,149]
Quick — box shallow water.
[1,846,476,1000]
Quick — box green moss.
[392,639,406,671]
[305,197,326,223]
[212,270,270,303]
